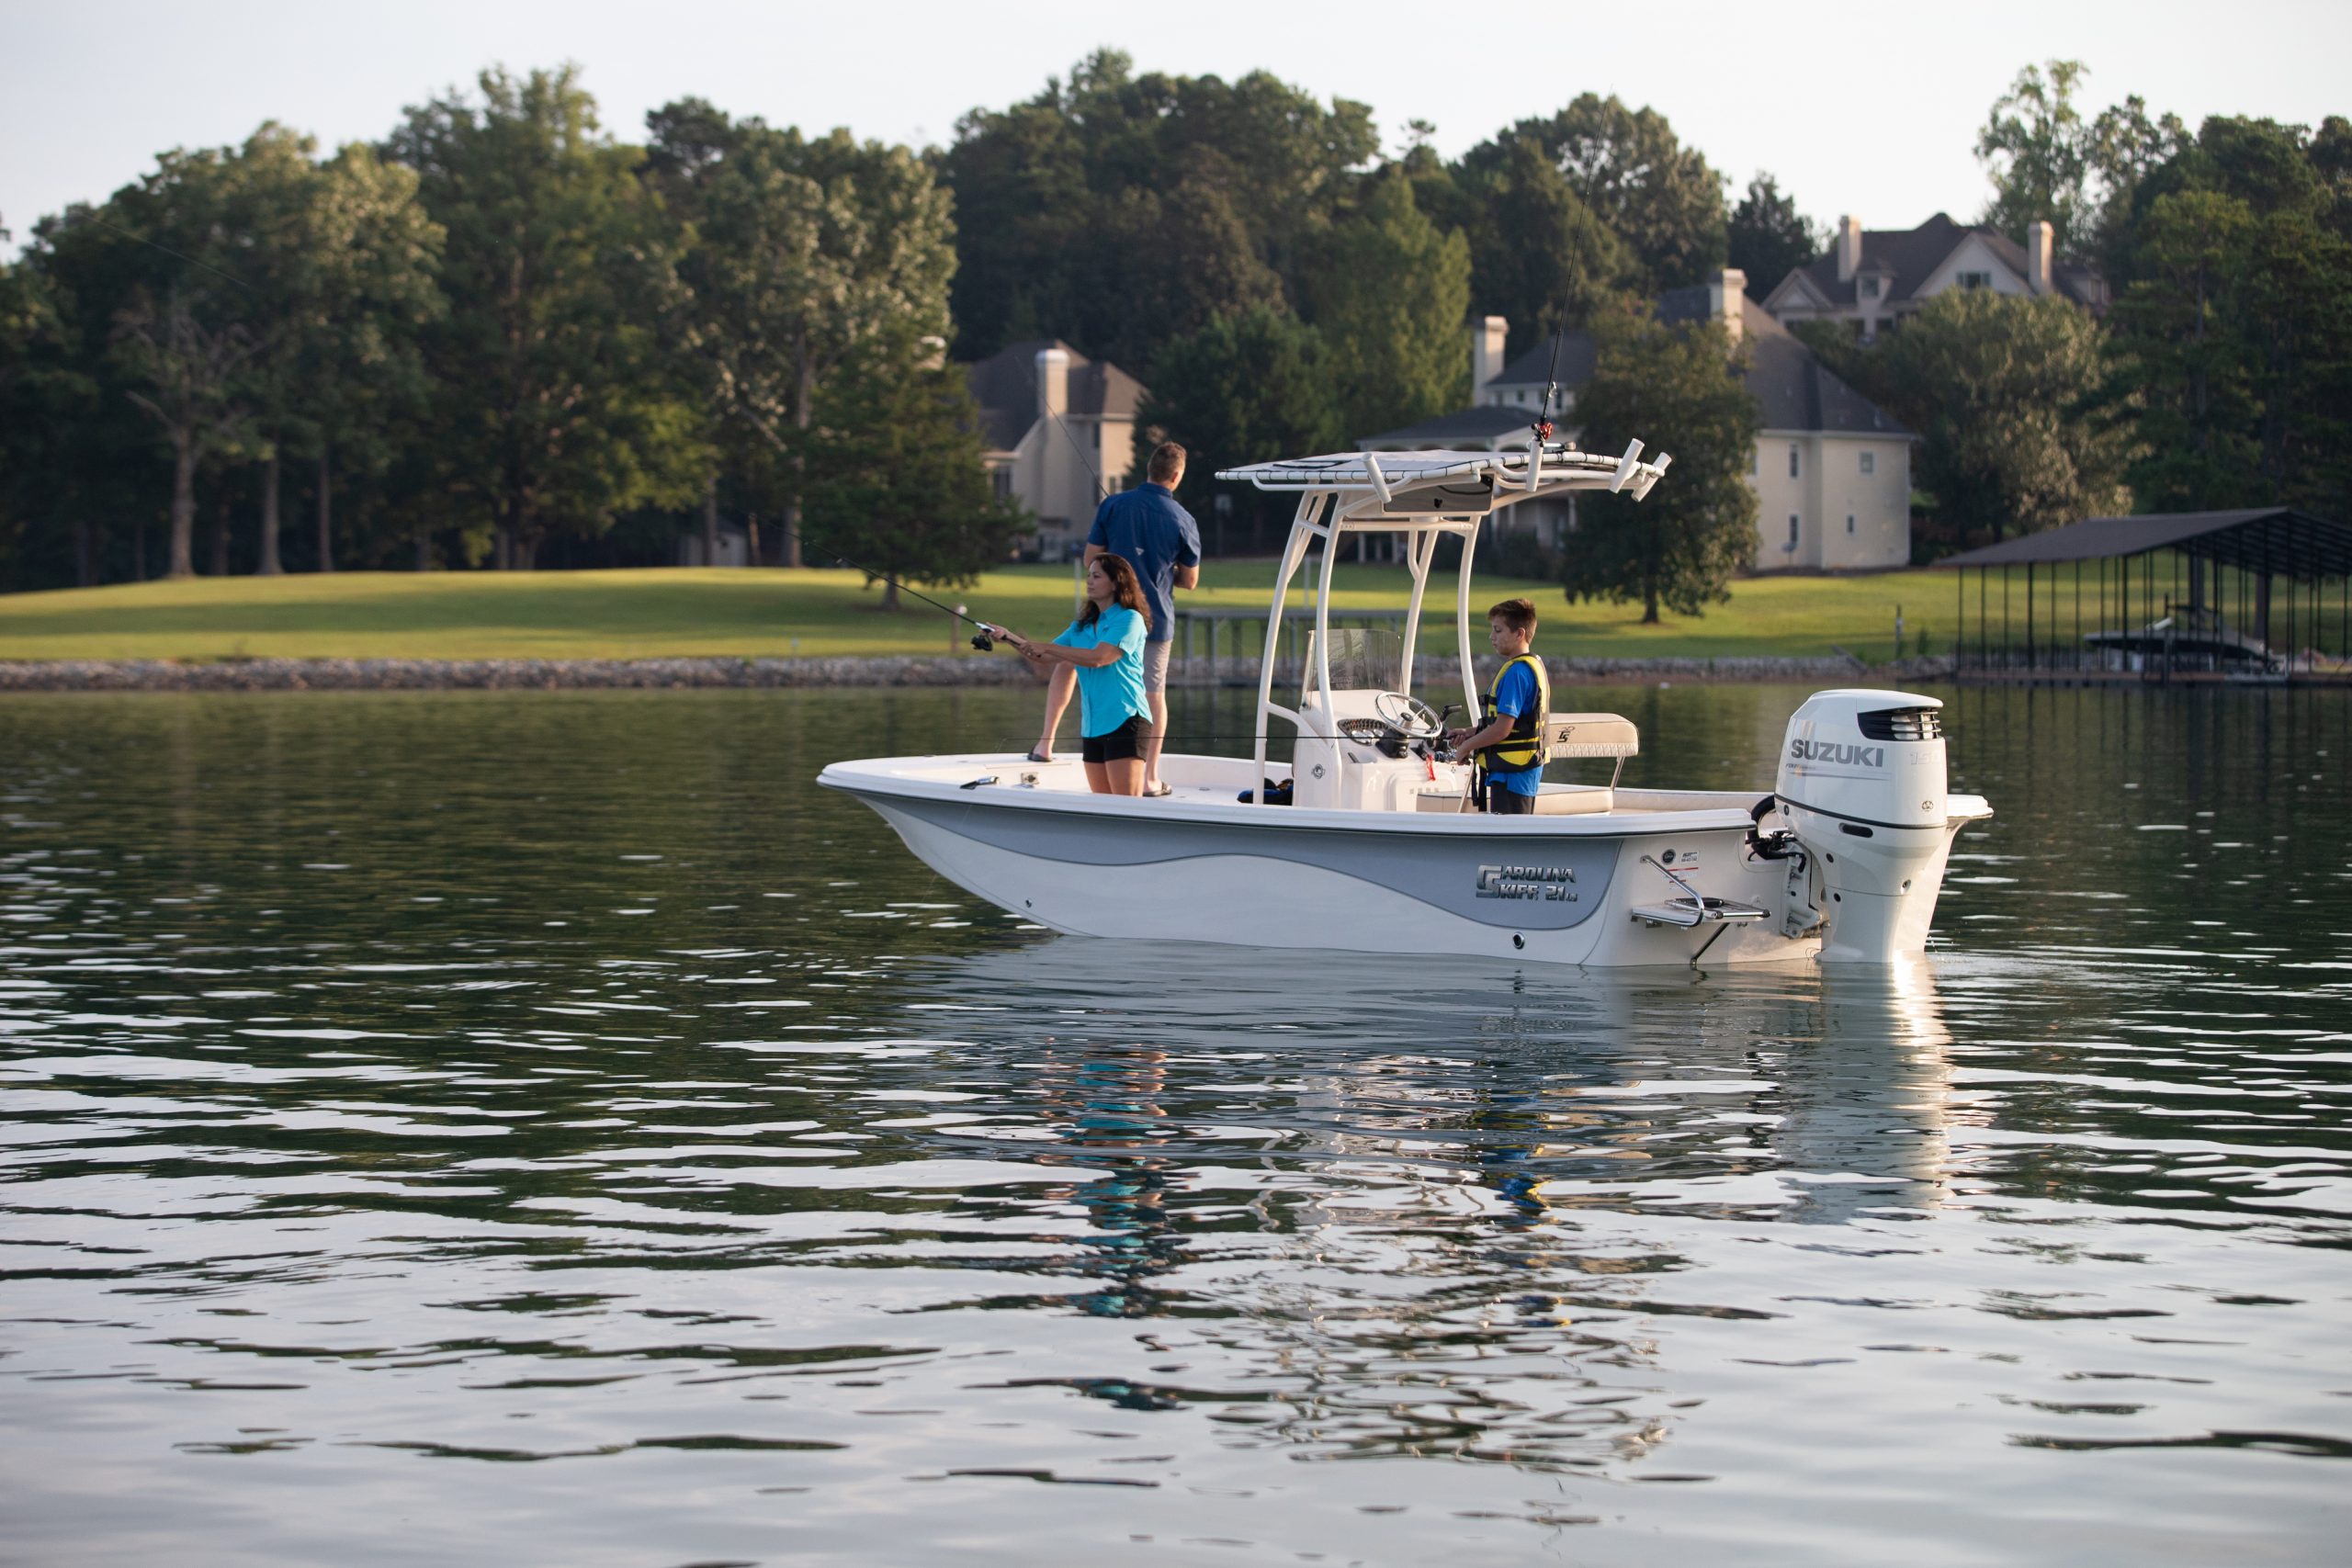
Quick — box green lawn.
[0,563,1963,663]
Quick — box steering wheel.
[1371,690,1442,740]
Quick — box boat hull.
[821,753,1833,968]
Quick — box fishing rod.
[830,551,1022,652]
[1524,322,1569,489]
[1534,323,1566,442]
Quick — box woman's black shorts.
[1081,716,1144,764]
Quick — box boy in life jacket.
[1443,597,1549,815]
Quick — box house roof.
[1765,211,2106,312]
[1488,332,1601,390]
[1467,295,1907,440]
[963,339,1148,453]
[1939,509,2352,580]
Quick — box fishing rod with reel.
[846,360,1115,654]
[829,551,1009,653]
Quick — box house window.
[1846,514,1857,535]
[1860,451,1875,476]
[1956,270,1992,290]
[1860,276,1882,299]
[1787,514,1800,550]
[991,468,1013,501]
[1788,446,1801,479]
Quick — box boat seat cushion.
[1544,713,1638,759]
[1532,784,1613,815]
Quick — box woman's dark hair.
[1079,552,1153,632]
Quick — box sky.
[4,0,2348,264]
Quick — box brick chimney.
[1837,216,1863,282]
[1470,315,1508,400]
[1709,268,1747,346]
[1035,345,1069,421]
[2027,220,2054,295]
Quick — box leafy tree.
[940,50,1374,375]
[385,66,699,568]
[284,141,442,573]
[2079,95,2192,273]
[2101,115,2352,517]
[5,197,163,587]
[2107,190,2259,510]
[802,329,1027,610]
[1807,288,2132,544]
[211,125,442,576]
[1978,61,2196,269]
[1129,305,1342,547]
[1460,137,1632,358]
[75,142,284,581]
[1977,60,2096,256]
[1302,168,1471,439]
[1560,303,1758,623]
[1725,174,1821,300]
[1463,96,1727,291]
[650,102,960,568]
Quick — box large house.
[1362,271,1914,571]
[966,340,1147,559]
[1762,213,2106,341]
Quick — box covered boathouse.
[1939,509,2352,686]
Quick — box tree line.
[1,51,2345,620]
[0,67,1019,596]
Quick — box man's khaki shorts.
[1142,641,1171,694]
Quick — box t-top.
[1054,605,1149,738]
[1490,660,1543,796]
[1086,484,1201,646]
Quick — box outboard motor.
[1773,689,1961,964]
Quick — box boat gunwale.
[816,755,1762,839]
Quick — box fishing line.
[828,551,994,626]
[58,213,258,294]
[1035,361,1111,505]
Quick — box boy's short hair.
[1148,442,1186,482]
[1487,597,1538,636]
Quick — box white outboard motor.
[1774,689,1962,964]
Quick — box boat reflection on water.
[900,937,1956,1234]
[891,938,1962,1466]
[1768,955,1954,1224]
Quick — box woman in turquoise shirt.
[988,554,1153,796]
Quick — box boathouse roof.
[1939,509,2352,581]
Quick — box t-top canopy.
[1217,441,1671,513]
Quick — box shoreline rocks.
[0,652,1957,694]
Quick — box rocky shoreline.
[0,653,1958,693]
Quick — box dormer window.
[1860,276,1882,299]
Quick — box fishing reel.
[969,626,997,652]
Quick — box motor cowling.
[1774,689,1958,964]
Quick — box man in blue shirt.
[1029,442,1202,796]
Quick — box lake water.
[3,684,2347,1567]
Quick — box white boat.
[820,443,1993,967]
